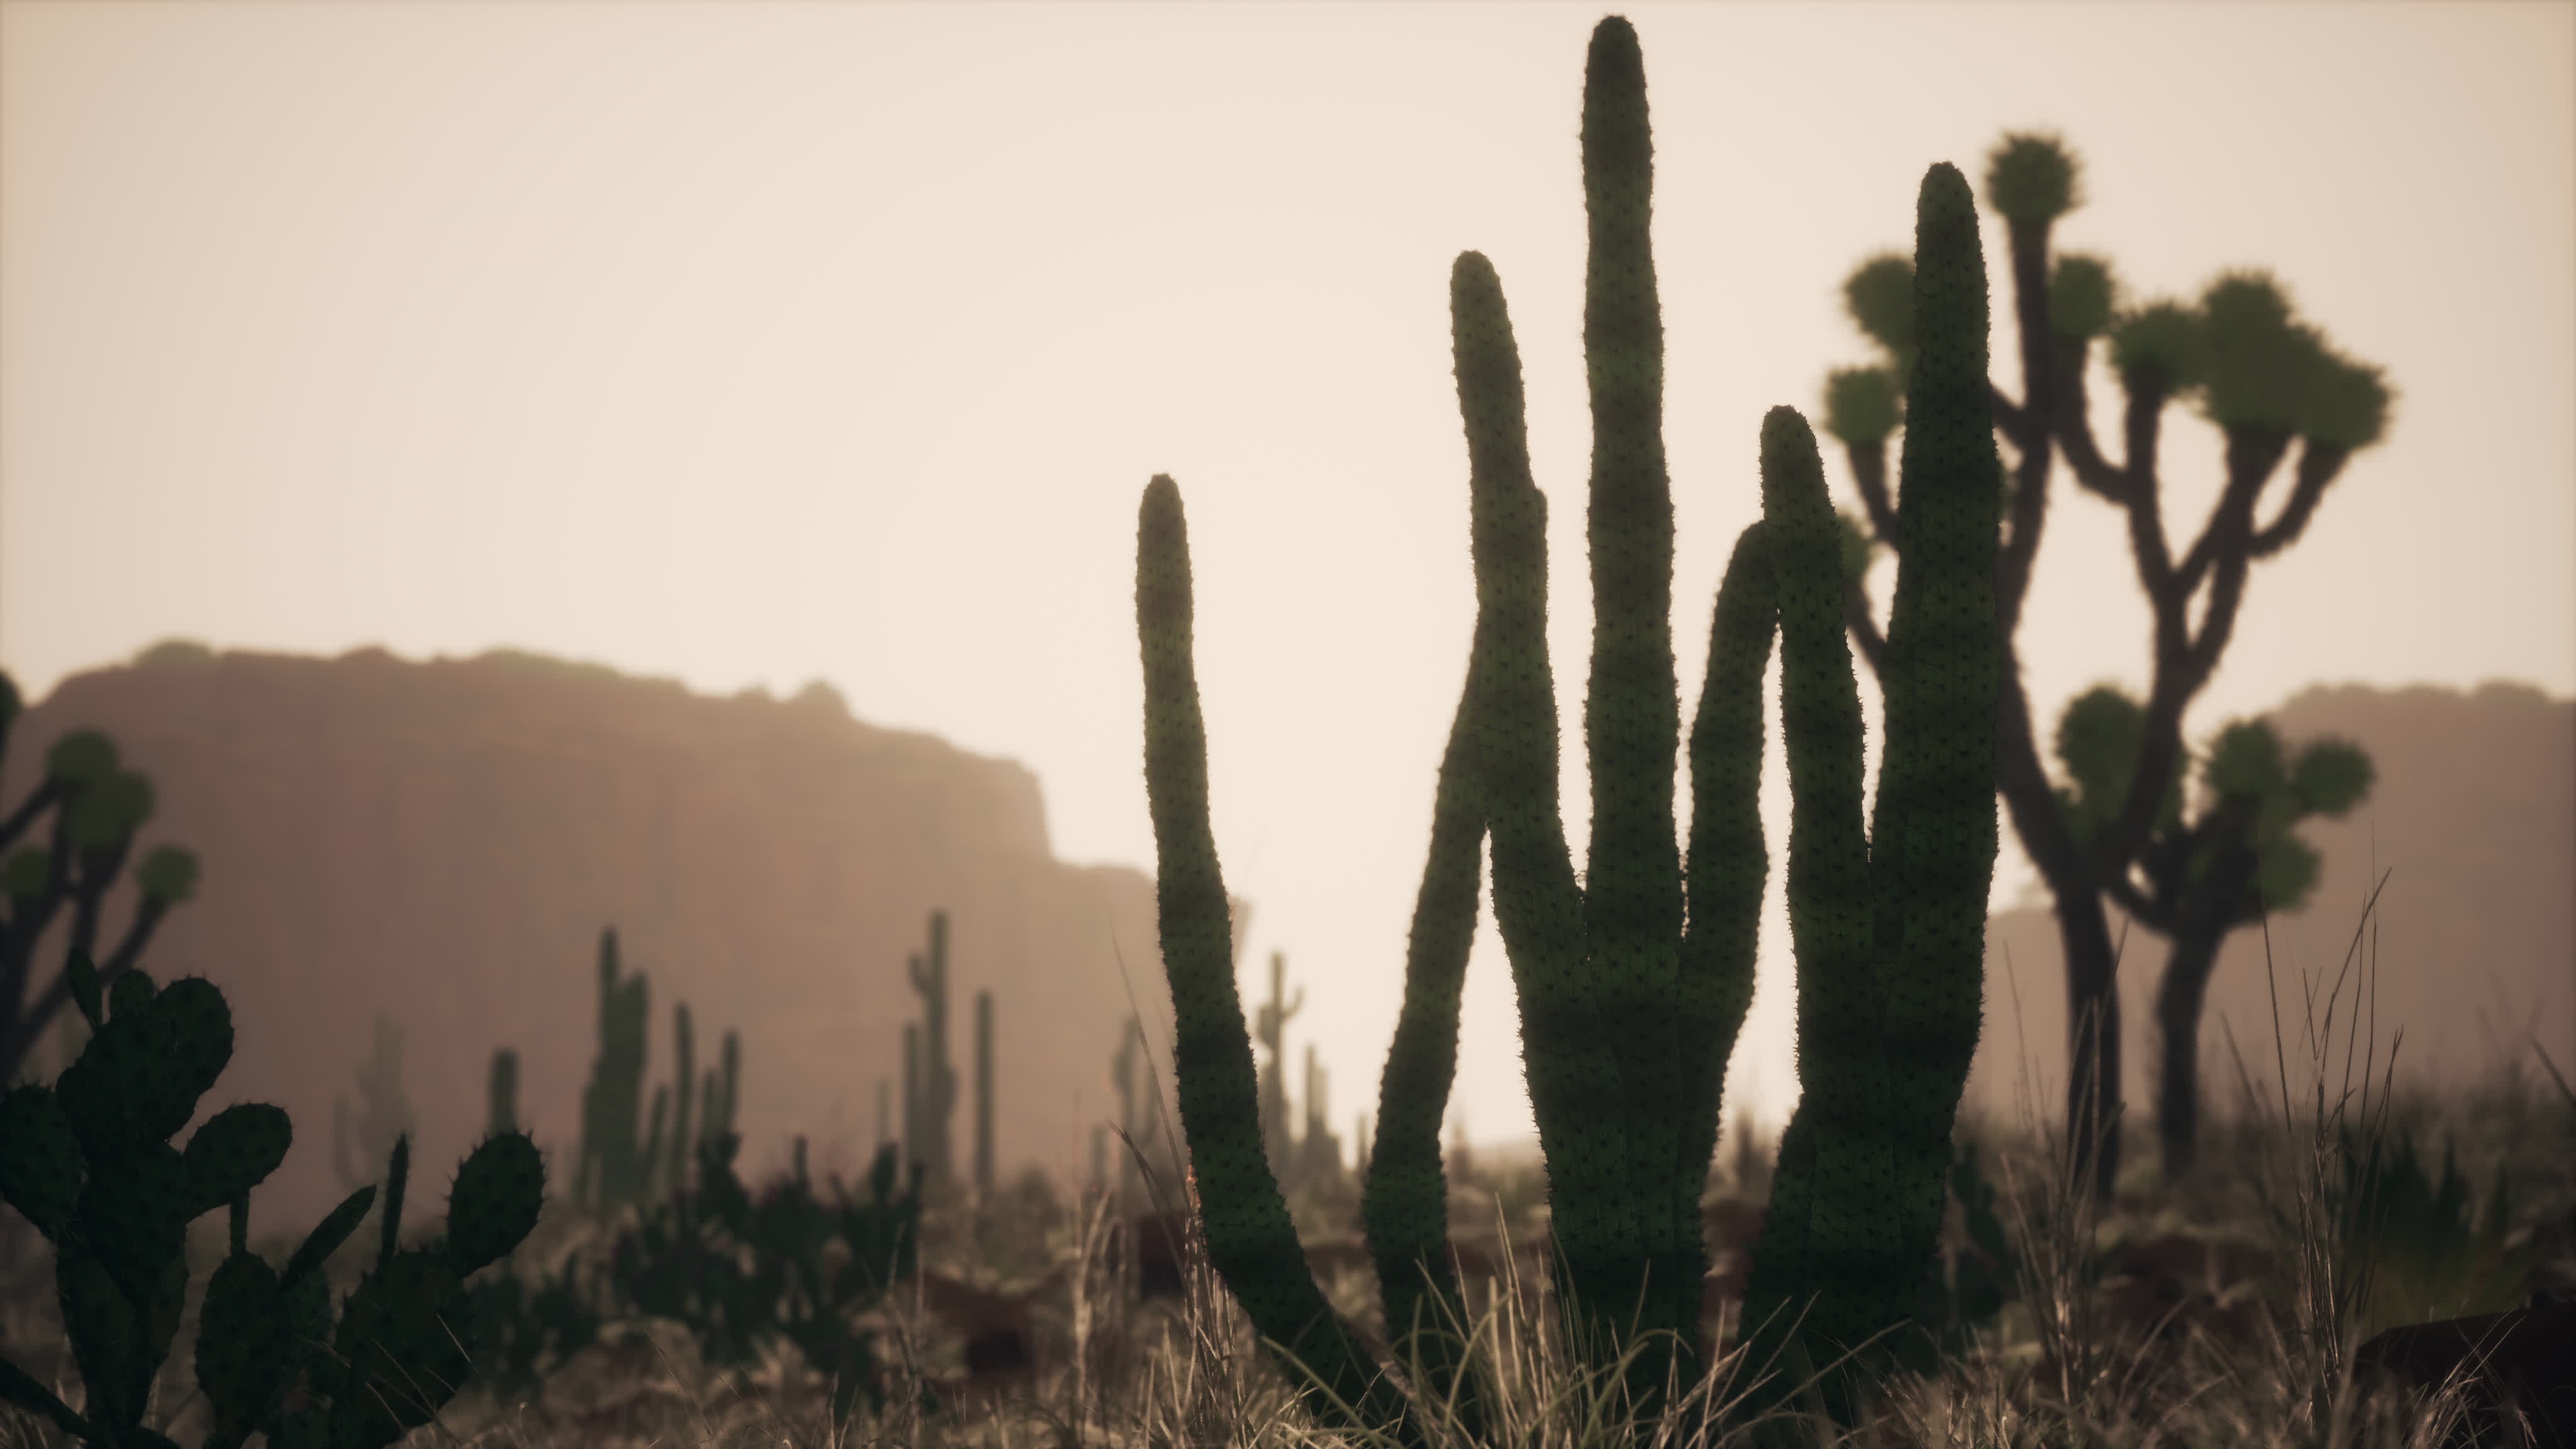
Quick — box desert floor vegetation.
[2,883,2568,1449]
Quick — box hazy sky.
[5,3,2570,1157]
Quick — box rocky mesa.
[3,644,1209,1238]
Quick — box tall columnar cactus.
[667,1001,697,1196]
[334,1014,418,1194]
[704,1026,740,1156]
[1134,14,2000,1438]
[487,1048,519,1138]
[575,928,665,1214]
[901,1023,919,1182]
[1253,952,1303,1174]
[974,988,995,1202]
[903,911,957,1192]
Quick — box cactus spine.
[1133,14,2000,1436]
[901,1023,919,1181]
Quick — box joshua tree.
[2048,691,2373,1180]
[0,674,200,1093]
[1816,132,2395,1197]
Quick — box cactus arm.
[1674,520,1775,1336]
[1874,160,2004,1319]
[1741,403,1901,1383]
[1577,35,1691,1340]
[1136,474,1419,1445]
[1361,652,1489,1437]
[1455,240,1650,1378]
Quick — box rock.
[2355,1297,2576,1448]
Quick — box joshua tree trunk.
[2150,809,2262,1181]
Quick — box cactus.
[486,1048,519,1138]
[1294,1045,1342,1189]
[901,1023,919,1182]
[0,679,202,1093]
[902,911,957,1192]
[1819,133,2396,1202]
[1108,1015,1157,1208]
[0,953,542,1448]
[702,1025,740,1153]
[333,1014,418,1194]
[1252,952,1303,1175]
[2050,689,2375,1180]
[667,1001,697,1197]
[1133,15,1999,1436]
[603,1133,920,1429]
[571,929,733,1216]
[2330,1124,2538,1345]
[574,928,664,1214]
[974,987,994,1202]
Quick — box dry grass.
[2,874,2568,1448]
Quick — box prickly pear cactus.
[601,1134,920,1428]
[0,952,545,1449]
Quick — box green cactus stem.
[974,988,994,1202]
[1136,475,1426,1446]
[1360,650,1491,1438]
[669,1001,696,1197]
[1133,16,1998,1438]
[904,911,957,1193]
[1735,157,2001,1419]
[487,1048,519,1138]
[1253,952,1303,1174]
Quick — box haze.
[4,3,2570,1158]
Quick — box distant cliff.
[1962,679,2574,1132]
[3,645,1212,1238]
[8,647,2563,1233]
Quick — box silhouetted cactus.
[974,988,994,1202]
[333,1014,417,1194]
[0,954,542,1448]
[573,928,662,1214]
[1818,127,2396,1201]
[602,1133,919,1429]
[486,1048,519,1138]
[0,674,201,1094]
[902,911,957,1192]
[1134,15,2001,1438]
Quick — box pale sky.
[5,3,2570,1157]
